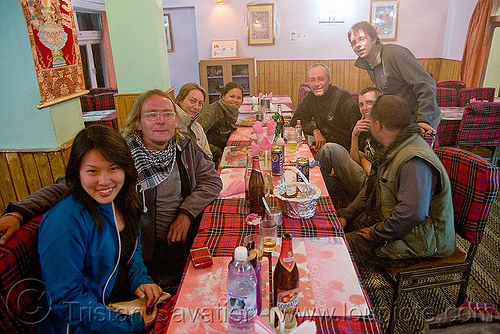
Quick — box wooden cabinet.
[199,57,256,104]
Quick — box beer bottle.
[248,156,265,217]
[276,104,285,139]
[273,233,299,329]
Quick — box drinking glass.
[286,132,298,153]
[259,220,278,253]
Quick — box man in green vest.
[337,95,455,269]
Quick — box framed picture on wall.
[164,13,173,52]
[211,39,238,58]
[247,3,275,46]
[370,0,399,41]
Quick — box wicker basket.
[273,166,321,219]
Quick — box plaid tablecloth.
[436,107,464,147]
[82,109,118,131]
[153,196,382,333]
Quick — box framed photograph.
[211,39,238,58]
[370,0,399,41]
[164,13,173,52]
[247,3,275,46]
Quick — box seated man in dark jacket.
[337,95,454,270]
[290,63,361,152]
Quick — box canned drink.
[296,157,309,182]
[271,145,284,176]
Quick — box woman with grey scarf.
[197,82,244,165]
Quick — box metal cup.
[265,207,283,226]
[259,97,271,112]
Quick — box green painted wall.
[105,0,171,93]
[0,1,83,150]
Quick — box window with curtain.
[75,11,106,90]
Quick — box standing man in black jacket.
[348,21,440,134]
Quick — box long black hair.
[65,125,141,237]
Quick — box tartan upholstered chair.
[436,87,459,107]
[297,82,310,106]
[378,147,500,334]
[436,80,466,91]
[458,87,495,107]
[457,102,500,165]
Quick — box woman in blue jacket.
[37,125,163,333]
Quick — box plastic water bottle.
[227,246,257,333]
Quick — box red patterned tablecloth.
[242,95,293,106]
[153,196,382,334]
[152,118,381,333]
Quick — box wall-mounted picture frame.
[247,3,275,46]
[370,0,399,41]
[163,13,173,52]
[211,39,238,58]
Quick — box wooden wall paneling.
[277,60,287,95]
[0,154,17,209]
[114,93,140,131]
[330,60,345,90]
[20,154,42,194]
[33,153,54,188]
[264,61,273,94]
[62,144,72,166]
[419,58,438,79]
[5,153,29,201]
[47,151,66,182]
[290,60,301,107]
[439,59,461,81]
[253,58,460,108]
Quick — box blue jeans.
[315,143,367,198]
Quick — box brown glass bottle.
[273,233,299,329]
[276,104,285,139]
[248,156,265,217]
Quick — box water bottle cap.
[234,246,248,261]
[297,120,301,125]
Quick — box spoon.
[262,197,271,214]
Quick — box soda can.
[271,145,284,176]
[296,157,309,182]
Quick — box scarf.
[217,98,239,132]
[365,124,421,221]
[126,131,176,191]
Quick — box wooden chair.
[378,147,500,334]
[457,102,500,165]
[166,86,177,100]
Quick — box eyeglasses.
[142,111,176,121]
